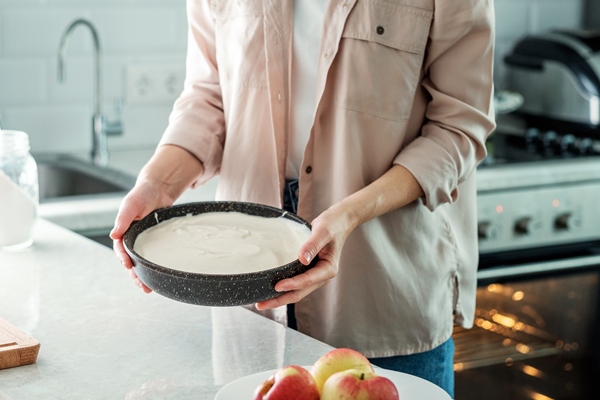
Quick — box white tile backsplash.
[91,7,181,54]
[4,104,91,153]
[0,9,4,57]
[0,0,587,154]
[108,103,172,150]
[3,8,93,57]
[47,57,95,103]
[494,0,584,89]
[530,2,583,33]
[0,1,186,154]
[0,1,182,6]
[494,2,530,40]
[0,59,46,104]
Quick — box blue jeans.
[368,338,455,398]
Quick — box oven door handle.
[477,254,600,281]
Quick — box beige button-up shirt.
[161,0,496,357]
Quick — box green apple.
[309,348,375,393]
[253,365,319,400]
[321,369,399,400]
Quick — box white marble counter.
[0,219,334,399]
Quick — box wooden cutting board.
[0,317,40,370]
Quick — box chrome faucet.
[57,19,122,166]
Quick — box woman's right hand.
[109,145,206,293]
[110,181,173,293]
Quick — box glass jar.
[0,130,39,250]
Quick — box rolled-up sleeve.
[394,0,496,211]
[159,0,225,186]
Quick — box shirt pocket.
[210,0,268,88]
[332,0,433,121]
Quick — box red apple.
[253,365,320,400]
[321,368,400,400]
[310,348,375,393]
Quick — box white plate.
[214,366,452,400]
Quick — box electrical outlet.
[125,64,185,104]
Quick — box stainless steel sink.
[35,154,136,202]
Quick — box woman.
[111,1,496,396]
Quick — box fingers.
[110,193,142,241]
[259,210,349,310]
[113,238,133,269]
[299,204,358,267]
[115,238,151,293]
[110,185,161,261]
[128,267,153,293]
[299,233,326,266]
[275,258,336,292]
[255,258,337,310]
[110,187,157,293]
[111,193,138,269]
[255,284,324,310]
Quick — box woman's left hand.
[255,203,357,310]
[255,165,425,311]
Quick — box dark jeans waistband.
[283,178,299,214]
[283,178,300,330]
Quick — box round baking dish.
[122,201,317,307]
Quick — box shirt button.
[305,166,312,174]
[376,26,385,35]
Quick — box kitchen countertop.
[0,219,334,399]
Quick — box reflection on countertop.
[0,219,333,399]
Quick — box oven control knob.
[514,217,541,235]
[478,221,498,240]
[555,212,581,230]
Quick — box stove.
[456,27,600,398]
[454,116,600,400]
[476,116,600,255]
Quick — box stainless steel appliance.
[504,30,600,138]
[453,118,600,400]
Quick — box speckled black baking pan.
[122,201,317,307]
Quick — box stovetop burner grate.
[480,130,600,168]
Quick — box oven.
[453,124,600,400]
